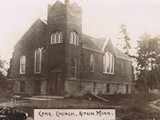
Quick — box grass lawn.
[5,93,160,120]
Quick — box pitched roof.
[82,34,102,52]
[40,19,47,25]
[15,19,47,48]
[82,34,132,61]
[114,47,132,61]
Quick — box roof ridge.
[39,19,47,25]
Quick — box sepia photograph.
[0,0,160,119]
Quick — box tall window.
[70,32,79,45]
[20,55,26,74]
[121,62,125,76]
[90,54,95,72]
[103,52,114,74]
[71,58,77,78]
[51,31,63,44]
[34,48,43,74]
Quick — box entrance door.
[34,80,41,95]
[50,72,63,96]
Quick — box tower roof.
[65,0,70,5]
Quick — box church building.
[9,0,135,96]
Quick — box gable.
[102,39,132,61]
[14,19,47,51]
[103,39,116,56]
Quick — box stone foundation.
[13,79,47,95]
[65,79,134,96]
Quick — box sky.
[1,0,160,62]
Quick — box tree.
[0,57,13,97]
[136,33,160,92]
[117,24,132,56]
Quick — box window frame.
[71,58,77,79]
[20,55,26,74]
[34,48,43,74]
[70,32,79,45]
[103,52,114,74]
[90,54,95,72]
[51,31,63,44]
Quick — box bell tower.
[46,0,82,95]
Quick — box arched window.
[51,31,63,44]
[71,58,77,78]
[90,54,95,72]
[121,62,125,76]
[20,55,26,74]
[103,52,114,74]
[34,48,43,74]
[70,32,79,45]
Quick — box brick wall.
[81,48,133,83]
[9,19,47,79]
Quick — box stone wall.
[65,79,134,96]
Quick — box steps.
[23,96,65,101]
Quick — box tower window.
[34,48,43,74]
[103,52,114,74]
[90,54,95,72]
[20,55,26,74]
[71,58,77,78]
[51,31,63,44]
[70,32,79,45]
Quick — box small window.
[90,54,95,72]
[126,84,129,94]
[70,32,79,45]
[20,81,25,92]
[106,83,110,93]
[20,55,26,74]
[34,48,43,74]
[103,52,114,74]
[71,58,77,78]
[51,31,63,44]
[121,62,125,76]
[93,82,96,93]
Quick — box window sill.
[51,42,63,44]
[103,72,114,75]
[70,78,77,80]
[20,73,25,75]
